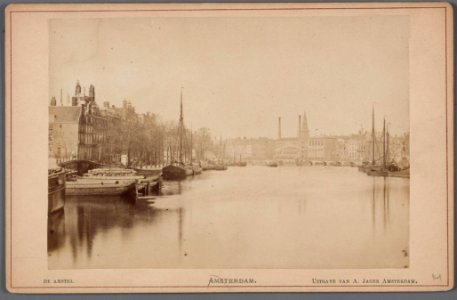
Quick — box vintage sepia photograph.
[47,15,410,269]
[5,2,453,293]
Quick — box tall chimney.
[298,115,302,138]
[278,117,282,139]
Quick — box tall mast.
[386,123,390,165]
[190,123,193,163]
[383,118,386,168]
[179,87,184,164]
[372,106,375,165]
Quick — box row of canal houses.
[49,81,156,165]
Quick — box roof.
[49,106,82,124]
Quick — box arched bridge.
[59,160,103,175]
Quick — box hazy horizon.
[50,16,410,139]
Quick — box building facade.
[49,82,110,163]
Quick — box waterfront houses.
[49,81,215,167]
[225,113,409,165]
[49,82,110,163]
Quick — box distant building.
[227,110,409,165]
[226,137,275,161]
[274,111,310,162]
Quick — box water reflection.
[48,166,409,269]
[48,211,65,252]
[371,176,391,232]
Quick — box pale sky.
[50,16,409,138]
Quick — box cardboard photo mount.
[4,2,454,293]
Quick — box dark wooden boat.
[48,168,66,215]
[192,163,203,175]
[266,161,278,167]
[134,167,163,178]
[388,167,410,178]
[366,166,388,177]
[202,163,227,171]
[162,89,201,180]
[162,164,193,180]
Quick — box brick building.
[49,81,109,163]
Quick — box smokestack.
[278,117,282,139]
[298,115,302,138]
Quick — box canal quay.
[48,165,409,269]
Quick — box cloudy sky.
[50,15,409,138]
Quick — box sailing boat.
[366,118,410,178]
[385,125,410,178]
[162,89,194,180]
[359,107,381,173]
[366,117,388,177]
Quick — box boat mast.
[179,88,184,164]
[386,123,390,165]
[190,123,193,163]
[383,118,386,169]
[372,106,375,165]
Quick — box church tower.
[89,84,95,101]
[75,80,81,96]
[72,80,82,106]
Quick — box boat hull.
[134,168,163,178]
[48,169,66,214]
[162,165,193,180]
[202,165,227,171]
[388,169,410,178]
[366,170,388,177]
[66,181,136,196]
[192,165,203,175]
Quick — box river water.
[48,166,409,269]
